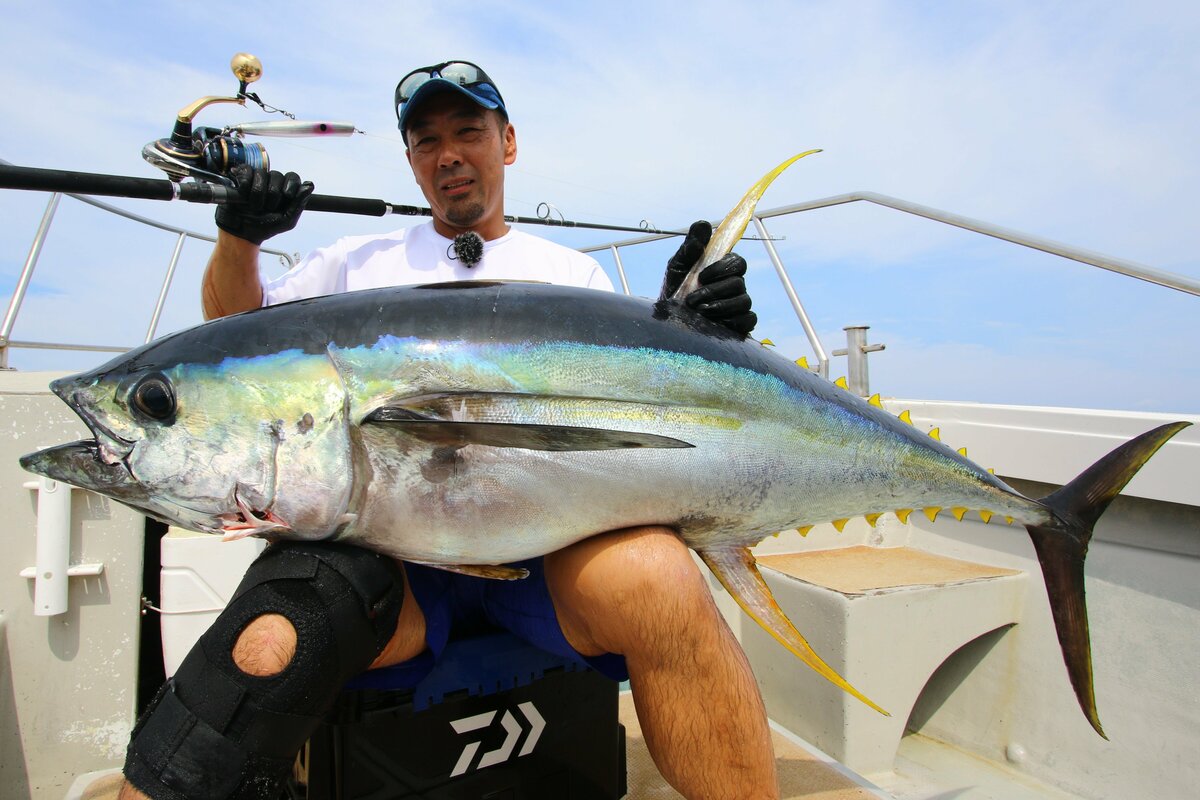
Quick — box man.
[119,61,778,800]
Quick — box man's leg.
[117,544,426,800]
[546,527,779,800]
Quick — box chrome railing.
[0,163,294,368]
[6,178,1197,388]
[581,192,1200,382]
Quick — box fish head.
[21,347,354,541]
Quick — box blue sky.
[1,1,1197,411]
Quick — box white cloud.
[1,1,1197,410]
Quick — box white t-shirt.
[263,222,614,305]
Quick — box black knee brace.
[124,542,405,800]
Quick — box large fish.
[21,154,1187,736]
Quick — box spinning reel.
[143,53,354,186]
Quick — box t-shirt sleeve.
[261,241,347,306]
[586,266,616,293]
[582,257,616,293]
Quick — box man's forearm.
[202,232,266,320]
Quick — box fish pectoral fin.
[698,546,888,717]
[364,408,694,451]
[407,561,530,580]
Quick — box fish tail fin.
[698,546,889,716]
[1026,421,1190,739]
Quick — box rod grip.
[0,164,176,201]
[304,193,393,216]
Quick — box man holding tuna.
[117,61,778,800]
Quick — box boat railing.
[0,158,295,369]
[5,176,1198,390]
[581,192,1200,384]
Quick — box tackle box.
[294,632,626,800]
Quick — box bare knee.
[547,526,717,656]
[232,613,297,676]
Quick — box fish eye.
[131,375,176,422]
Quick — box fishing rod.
[0,53,687,238]
[0,161,686,236]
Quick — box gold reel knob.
[231,53,263,85]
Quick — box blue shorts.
[404,557,629,682]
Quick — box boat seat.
[746,545,1027,776]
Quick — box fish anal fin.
[408,561,530,581]
[698,547,888,716]
[365,408,694,451]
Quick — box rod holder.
[832,325,886,397]
[20,477,103,616]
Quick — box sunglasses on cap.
[394,61,506,124]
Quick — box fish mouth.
[18,439,236,535]
[20,439,145,498]
[73,400,135,465]
[48,377,135,466]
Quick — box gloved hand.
[214,165,314,245]
[661,220,757,335]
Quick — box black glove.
[661,220,757,336]
[214,165,314,245]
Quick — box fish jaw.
[21,439,141,497]
[49,374,134,466]
[19,439,223,532]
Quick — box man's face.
[404,91,517,240]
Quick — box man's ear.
[504,123,517,166]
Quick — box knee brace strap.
[125,542,405,800]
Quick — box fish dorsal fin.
[697,547,887,716]
[669,149,822,302]
[407,561,530,580]
[364,407,694,451]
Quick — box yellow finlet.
[951,507,968,521]
[771,531,781,538]
[898,410,913,425]
[895,508,913,524]
[868,394,883,407]
[834,376,849,390]
[1005,516,1014,525]
[798,525,813,537]
[761,338,775,346]
[924,507,942,522]
[979,510,994,524]
[988,468,996,475]
[957,447,968,457]
[864,513,882,528]
[832,518,850,532]
[795,356,809,369]
[928,427,941,441]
